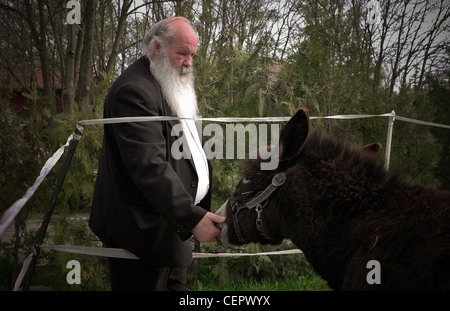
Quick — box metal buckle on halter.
[272,171,287,187]
[255,203,264,232]
[231,200,239,213]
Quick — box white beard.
[149,50,198,118]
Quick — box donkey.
[216,108,450,291]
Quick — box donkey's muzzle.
[215,200,229,244]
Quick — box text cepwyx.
[179,295,270,308]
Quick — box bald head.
[142,17,198,69]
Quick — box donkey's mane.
[305,130,376,164]
[301,129,401,186]
[247,128,402,188]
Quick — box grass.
[189,272,331,291]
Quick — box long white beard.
[150,50,198,118]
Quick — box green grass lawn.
[187,241,332,291]
[189,272,331,291]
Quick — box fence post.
[16,123,84,291]
[384,111,395,171]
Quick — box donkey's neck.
[279,158,394,290]
[282,204,359,290]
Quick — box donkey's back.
[340,182,450,290]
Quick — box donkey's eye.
[242,178,251,184]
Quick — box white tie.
[180,119,210,205]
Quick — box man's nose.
[183,55,193,67]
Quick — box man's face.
[150,22,198,119]
[164,22,198,74]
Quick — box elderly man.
[89,17,225,291]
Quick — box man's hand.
[191,212,226,242]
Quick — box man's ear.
[279,108,309,162]
[150,41,162,60]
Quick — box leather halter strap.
[245,172,287,209]
[231,171,287,243]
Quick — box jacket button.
[172,220,184,233]
[191,181,197,188]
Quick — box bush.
[30,216,108,291]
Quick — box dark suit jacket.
[89,56,211,267]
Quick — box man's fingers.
[206,212,226,224]
[191,212,227,242]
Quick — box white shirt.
[180,119,209,205]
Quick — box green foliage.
[209,157,244,212]
[49,111,103,212]
[31,217,108,291]
[385,87,443,187]
[0,82,53,216]
[47,73,109,212]
[425,72,450,190]
[0,75,107,290]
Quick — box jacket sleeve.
[108,81,207,241]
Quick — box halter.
[230,171,287,243]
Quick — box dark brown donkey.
[216,108,450,290]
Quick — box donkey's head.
[216,108,311,246]
[216,108,384,247]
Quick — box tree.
[364,0,449,95]
[75,0,97,104]
[424,69,450,190]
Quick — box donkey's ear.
[361,143,382,154]
[279,108,309,162]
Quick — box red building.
[10,68,64,115]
